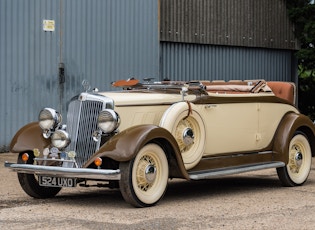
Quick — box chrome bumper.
[4,162,121,180]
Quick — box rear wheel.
[119,143,169,207]
[17,152,62,198]
[277,132,312,186]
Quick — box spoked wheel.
[17,152,62,198]
[160,102,206,170]
[277,132,312,186]
[119,143,169,207]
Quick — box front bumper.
[4,162,121,180]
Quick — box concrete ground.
[1,152,315,230]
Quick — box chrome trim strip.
[4,162,120,180]
[189,162,285,180]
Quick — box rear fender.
[273,113,315,163]
[10,122,51,153]
[85,124,189,179]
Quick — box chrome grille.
[66,98,104,168]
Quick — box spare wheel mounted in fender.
[159,101,206,170]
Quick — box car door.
[198,102,259,156]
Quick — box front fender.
[85,124,189,179]
[273,112,315,163]
[10,122,51,153]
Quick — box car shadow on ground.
[166,175,281,198]
[50,172,285,208]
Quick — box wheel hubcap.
[183,128,194,146]
[289,144,304,173]
[136,155,157,191]
[145,164,157,183]
[294,152,303,168]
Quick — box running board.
[188,162,285,180]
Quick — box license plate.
[39,176,76,187]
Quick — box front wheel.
[119,143,169,207]
[277,132,312,186]
[17,152,62,198]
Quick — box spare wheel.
[160,102,206,170]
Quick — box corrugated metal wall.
[61,0,159,114]
[160,42,295,82]
[160,0,299,50]
[0,0,60,152]
[159,0,297,85]
[0,0,159,151]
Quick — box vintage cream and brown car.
[5,79,315,207]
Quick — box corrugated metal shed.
[160,0,299,50]
[160,42,296,82]
[0,0,299,151]
[0,0,159,151]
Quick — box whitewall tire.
[119,143,169,207]
[277,132,312,186]
[160,102,206,170]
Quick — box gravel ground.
[1,152,315,230]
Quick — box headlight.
[51,130,70,149]
[98,109,120,133]
[38,108,62,130]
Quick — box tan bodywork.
[195,102,298,155]
[10,87,315,178]
[8,80,315,208]
[101,91,300,155]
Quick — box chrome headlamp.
[51,130,70,149]
[38,108,62,130]
[97,109,120,133]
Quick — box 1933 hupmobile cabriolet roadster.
[5,78,315,207]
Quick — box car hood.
[99,91,197,106]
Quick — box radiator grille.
[66,99,104,168]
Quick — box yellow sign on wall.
[43,20,55,32]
